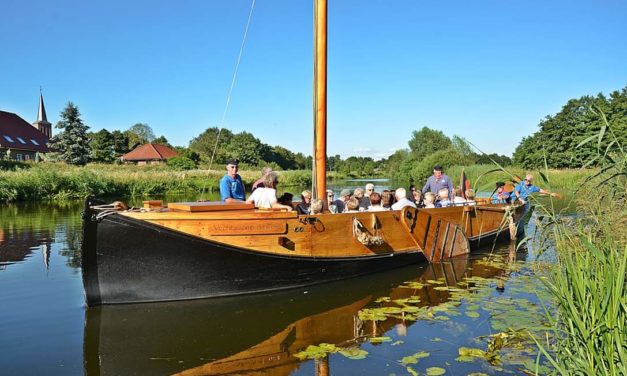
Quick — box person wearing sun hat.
[219,158,246,203]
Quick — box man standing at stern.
[421,165,453,199]
[220,158,246,203]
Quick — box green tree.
[89,129,116,163]
[513,86,627,169]
[110,130,130,157]
[408,127,452,160]
[47,102,91,165]
[451,135,476,163]
[153,135,171,147]
[224,131,270,166]
[189,127,234,165]
[125,123,155,149]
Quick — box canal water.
[0,194,555,375]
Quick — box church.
[0,93,52,161]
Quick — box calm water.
[0,197,551,376]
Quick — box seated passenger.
[423,192,436,208]
[412,190,424,208]
[367,192,388,211]
[296,190,311,214]
[465,189,476,206]
[326,189,338,213]
[491,182,511,204]
[333,189,352,213]
[310,198,324,214]
[451,187,466,205]
[245,172,293,211]
[391,188,417,210]
[278,192,293,206]
[436,187,452,207]
[344,197,360,213]
[354,188,369,211]
[381,190,394,209]
[361,183,375,210]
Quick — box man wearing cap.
[333,189,352,213]
[421,165,453,199]
[220,158,246,203]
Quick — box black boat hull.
[82,209,427,306]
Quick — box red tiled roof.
[0,111,49,152]
[122,143,178,161]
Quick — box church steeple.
[33,88,52,138]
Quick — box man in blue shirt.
[512,174,556,204]
[421,165,453,199]
[219,158,246,202]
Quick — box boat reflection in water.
[84,249,518,376]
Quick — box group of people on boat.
[219,159,556,214]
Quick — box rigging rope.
[201,0,257,200]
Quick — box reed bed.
[531,113,627,375]
[0,163,341,202]
[533,204,627,375]
[447,165,592,195]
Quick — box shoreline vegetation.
[0,162,592,203]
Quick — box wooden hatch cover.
[168,201,254,212]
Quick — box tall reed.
[533,108,627,375]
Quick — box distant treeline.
[513,85,627,169]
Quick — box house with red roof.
[122,143,178,165]
[0,94,52,161]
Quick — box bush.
[167,157,197,170]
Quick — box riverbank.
[0,163,348,202]
[0,162,593,203]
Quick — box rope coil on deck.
[352,217,385,246]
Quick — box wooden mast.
[313,0,327,200]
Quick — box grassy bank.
[0,163,346,202]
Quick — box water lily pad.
[369,336,392,343]
[426,366,446,375]
[338,347,368,360]
[465,311,480,318]
[400,351,430,365]
[406,366,419,376]
[294,343,339,360]
[455,355,475,362]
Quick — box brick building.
[0,94,51,161]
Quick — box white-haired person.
[252,166,273,191]
[391,187,417,210]
[423,192,436,208]
[245,172,292,211]
[310,198,324,214]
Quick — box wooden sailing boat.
[80,0,527,306]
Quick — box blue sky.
[1,0,625,159]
